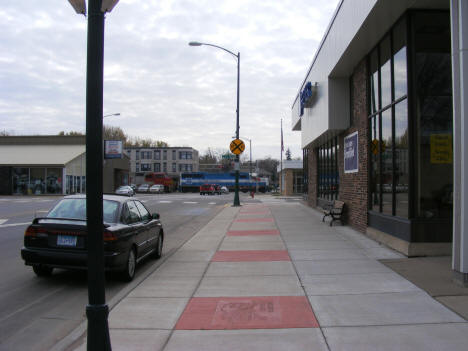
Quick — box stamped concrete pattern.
[72,195,468,351]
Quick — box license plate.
[57,235,77,247]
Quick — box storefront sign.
[344,131,358,173]
[104,140,123,159]
[430,134,452,164]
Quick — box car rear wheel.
[152,232,163,259]
[120,248,136,281]
[33,264,53,277]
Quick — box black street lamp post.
[68,1,119,350]
[189,41,241,206]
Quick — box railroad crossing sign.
[230,138,245,155]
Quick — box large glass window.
[13,168,29,195]
[395,99,409,217]
[46,168,62,194]
[317,138,339,200]
[30,168,45,195]
[368,17,408,218]
[381,109,393,215]
[414,12,452,220]
[141,163,151,172]
[370,116,381,212]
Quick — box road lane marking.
[183,202,198,204]
[208,202,216,205]
[0,222,31,228]
[0,219,7,225]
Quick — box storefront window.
[317,138,339,200]
[13,168,29,195]
[46,168,62,194]
[370,116,380,212]
[414,12,452,220]
[380,35,392,109]
[370,49,379,114]
[381,108,393,215]
[395,99,408,218]
[30,168,45,195]
[393,18,407,99]
[368,16,408,218]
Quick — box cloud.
[0,0,340,160]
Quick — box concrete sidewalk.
[75,195,468,350]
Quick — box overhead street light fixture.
[103,112,120,118]
[189,41,241,206]
[68,0,119,15]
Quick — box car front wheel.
[120,248,136,281]
[152,232,163,259]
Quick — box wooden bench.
[322,200,345,226]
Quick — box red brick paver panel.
[227,229,280,236]
[175,296,319,330]
[212,250,290,262]
[234,218,274,222]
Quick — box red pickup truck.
[200,184,221,195]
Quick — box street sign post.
[230,139,245,155]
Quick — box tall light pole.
[69,1,119,350]
[189,41,241,206]
[243,137,252,178]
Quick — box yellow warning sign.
[230,139,245,155]
[430,134,452,164]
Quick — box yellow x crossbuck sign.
[230,139,245,155]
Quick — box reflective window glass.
[370,49,379,113]
[370,116,380,212]
[46,168,62,194]
[380,36,392,108]
[393,19,407,99]
[415,13,452,220]
[135,201,150,221]
[381,108,393,215]
[395,99,408,217]
[30,168,45,195]
[13,168,29,195]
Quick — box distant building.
[277,160,303,196]
[124,147,199,184]
[0,135,130,195]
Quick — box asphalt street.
[0,192,236,351]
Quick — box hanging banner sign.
[344,131,358,173]
[104,140,123,159]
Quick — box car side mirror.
[152,213,160,220]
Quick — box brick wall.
[338,58,368,233]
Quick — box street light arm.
[189,42,238,59]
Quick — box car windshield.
[117,186,128,190]
[47,198,119,223]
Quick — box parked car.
[220,186,229,194]
[20,194,164,281]
[137,184,150,193]
[115,185,134,197]
[150,184,165,193]
[200,184,221,195]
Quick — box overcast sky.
[0,0,339,160]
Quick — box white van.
[149,184,165,193]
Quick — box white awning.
[0,145,85,166]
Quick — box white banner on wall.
[344,131,358,173]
